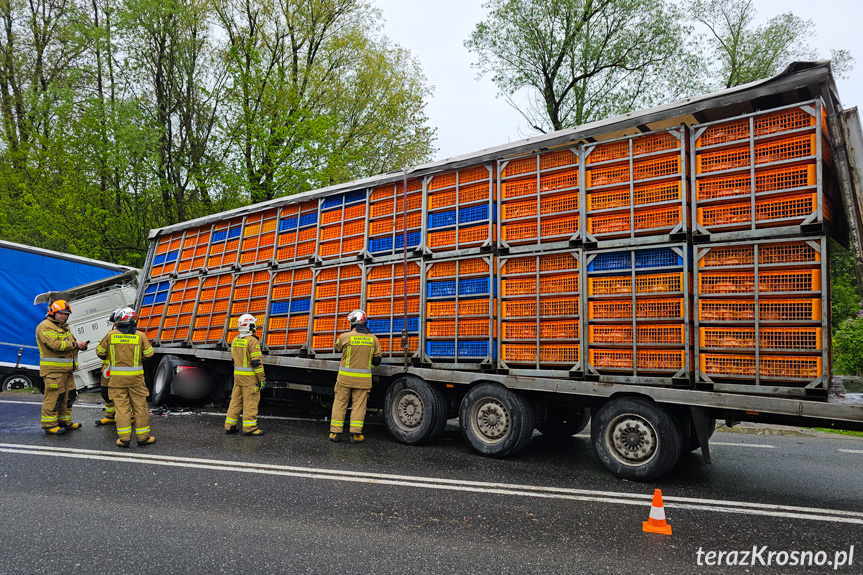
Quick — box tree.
[686,0,854,89]
[212,0,435,204]
[465,0,700,133]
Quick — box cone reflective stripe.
[642,489,672,535]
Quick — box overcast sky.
[372,0,863,163]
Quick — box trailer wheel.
[459,383,535,458]
[591,397,682,482]
[384,376,447,444]
[151,356,180,406]
[536,406,590,439]
[2,374,33,391]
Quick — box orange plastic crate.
[426,301,456,318]
[696,173,751,201]
[588,301,632,320]
[698,193,818,227]
[428,172,457,191]
[540,149,578,170]
[428,260,458,278]
[371,185,394,201]
[589,276,632,296]
[460,182,492,204]
[540,253,578,272]
[337,298,361,314]
[424,298,493,319]
[321,209,342,225]
[539,297,579,317]
[590,349,633,370]
[503,277,538,297]
[759,327,822,350]
[587,188,629,211]
[319,236,364,258]
[312,335,337,350]
[698,299,755,321]
[344,203,365,220]
[699,327,756,349]
[540,192,578,214]
[314,318,336,332]
[633,156,680,181]
[588,206,681,235]
[759,242,820,265]
[370,219,393,235]
[370,201,395,218]
[502,198,537,221]
[368,265,393,280]
[697,119,750,148]
[699,272,755,294]
[502,322,536,340]
[698,134,816,174]
[698,246,754,268]
[587,140,629,165]
[636,298,683,319]
[635,273,682,294]
[501,257,536,276]
[589,325,633,344]
[759,270,820,293]
[755,165,817,194]
[427,319,491,338]
[540,169,578,193]
[459,258,490,276]
[367,282,392,299]
[634,181,681,205]
[502,221,538,243]
[502,157,537,178]
[633,132,680,156]
[502,176,537,199]
[394,212,421,231]
[503,344,579,364]
[587,164,629,188]
[761,355,822,379]
[637,350,685,371]
[427,224,491,248]
[540,215,578,238]
[635,325,684,344]
[459,165,490,184]
[539,319,580,339]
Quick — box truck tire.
[384,376,448,444]
[2,373,33,391]
[536,406,590,439]
[591,397,682,482]
[459,383,535,458]
[151,356,181,406]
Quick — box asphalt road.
[2,392,862,575]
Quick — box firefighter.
[94,309,134,427]
[329,309,382,443]
[224,313,266,436]
[36,300,88,434]
[95,307,155,447]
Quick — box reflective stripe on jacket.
[95,329,154,387]
[35,317,77,375]
[231,334,265,386]
[335,329,382,389]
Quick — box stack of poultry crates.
[691,100,833,396]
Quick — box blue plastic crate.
[154,292,168,304]
[322,195,343,209]
[142,294,154,305]
[369,236,394,253]
[227,227,242,239]
[290,298,311,313]
[144,283,158,295]
[395,231,421,249]
[153,253,166,265]
[428,210,457,229]
[344,190,367,205]
[165,250,179,263]
[588,252,631,272]
[212,229,228,242]
[459,277,490,296]
[392,317,419,333]
[425,340,492,358]
[635,248,682,269]
[270,301,290,315]
[459,204,490,224]
[299,212,318,227]
[428,280,457,298]
[279,217,298,232]
[367,319,392,334]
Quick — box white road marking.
[710,441,776,449]
[838,449,863,454]
[2,443,862,525]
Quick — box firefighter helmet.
[237,313,257,334]
[113,307,137,325]
[347,309,367,326]
[47,300,72,317]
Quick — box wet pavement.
[2,392,862,574]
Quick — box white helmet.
[237,313,257,335]
[347,309,367,326]
[108,307,124,325]
[113,307,137,325]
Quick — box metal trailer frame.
[690,99,834,243]
[420,253,497,370]
[582,243,691,387]
[419,163,497,259]
[363,258,423,365]
[692,236,830,397]
[496,248,583,378]
[307,261,367,360]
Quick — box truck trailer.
[0,240,138,391]
[135,61,863,481]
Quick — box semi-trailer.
[133,61,863,481]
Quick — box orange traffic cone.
[643,488,672,535]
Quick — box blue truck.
[0,240,137,391]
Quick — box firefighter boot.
[225,426,239,435]
[329,432,341,442]
[95,416,115,426]
[244,429,264,436]
[138,436,156,446]
[350,433,365,443]
[61,422,82,431]
[44,426,67,435]
[116,438,131,448]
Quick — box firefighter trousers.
[225,383,260,433]
[109,384,151,442]
[330,383,369,434]
[41,372,74,429]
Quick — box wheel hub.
[393,390,424,431]
[606,415,658,466]
[475,399,509,440]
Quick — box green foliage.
[831,243,861,331]
[833,316,863,376]
[465,0,701,132]
[686,0,855,88]
[0,0,436,268]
